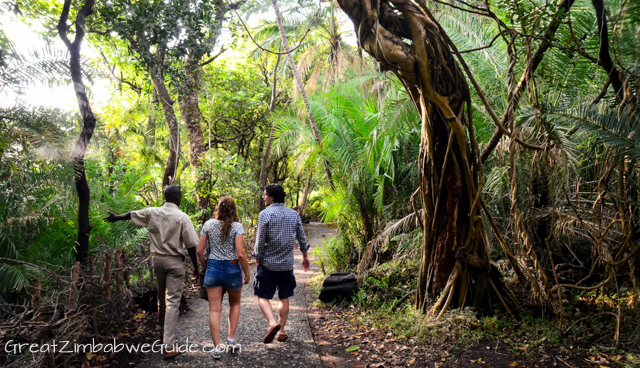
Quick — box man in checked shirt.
[253,183,310,343]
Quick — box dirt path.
[132,222,335,367]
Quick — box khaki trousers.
[153,255,185,349]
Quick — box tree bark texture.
[298,168,312,215]
[178,55,209,209]
[337,0,516,316]
[150,55,180,188]
[271,0,334,187]
[356,190,374,243]
[591,0,623,99]
[57,0,97,266]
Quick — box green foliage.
[314,233,354,275]
[350,304,485,348]
[275,70,421,261]
[94,0,227,75]
[0,105,77,294]
[0,262,40,294]
[196,150,259,221]
[199,59,272,168]
[2,1,640,358]
[550,105,640,159]
[358,257,419,309]
[304,189,326,218]
[0,21,92,98]
[0,106,74,172]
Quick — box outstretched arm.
[103,211,131,223]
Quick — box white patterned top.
[200,219,245,260]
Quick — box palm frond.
[549,105,640,159]
[0,261,40,293]
[366,210,423,257]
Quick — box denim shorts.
[203,259,243,290]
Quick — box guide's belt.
[153,252,183,257]
[230,259,238,264]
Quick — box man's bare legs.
[258,297,289,330]
[206,287,223,347]
[277,298,289,333]
[258,297,277,326]
[227,288,242,341]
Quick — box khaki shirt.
[130,202,199,256]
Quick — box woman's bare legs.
[227,288,242,340]
[206,287,223,347]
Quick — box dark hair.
[265,183,285,203]
[214,196,239,241]
[163,185,182,204]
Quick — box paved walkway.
[136,222,335,367]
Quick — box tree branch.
[232,0,322,56]
[480,0,576,163]
[99,49,142,94]
[591,0,623,99]
[198,47,227,67]
[459,33,500,54]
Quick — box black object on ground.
[134,289,158,313]
[318,272,359,303]
[134,290,188,315]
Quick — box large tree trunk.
[356,190,374,242]
[178,55,209,209]
[271,0,333,187]
[337,0,513,316]
[57,0,96,266]
[297,168,312,215]
[150,55,180,188]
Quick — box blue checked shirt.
[252,203,309,271]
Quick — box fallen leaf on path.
[346,345,360,352]
[509,362,518,367]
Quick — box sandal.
[276,331,288,342]
[263,323,281,344]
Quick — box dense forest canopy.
[1,0,639,366]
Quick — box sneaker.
[227,338,240,354]
[210,347,223,359]
[163,349,180,360]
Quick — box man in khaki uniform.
[104,185,199,359]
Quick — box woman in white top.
[197,196,250,358]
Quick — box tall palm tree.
[271,0,333,185]
[275,71,420,244]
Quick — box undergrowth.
[312,224,640,365]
